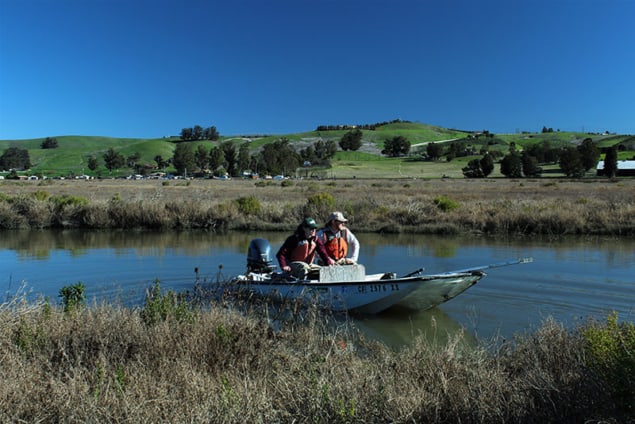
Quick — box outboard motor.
[247,238,277,273]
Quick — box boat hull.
[222,271,484,314]
[396,272,484,311]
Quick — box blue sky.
[1,0,634,140]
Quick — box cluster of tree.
[300,139,338,166]
[0,147,31,171]
[425,140,494,162]
[445,142,478,161]
[494,138,600,178]
[461,138,603,179]
[541,126,557,133]
[316,119,410,132]
[179,125,219,141]
[171,138,338,177]
[499,150,543,178]
[41,137,58,149]
[96,149,153,175]
[462,154,495,178]
[466,130,496,139]
[557,138,601,177]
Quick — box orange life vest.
[289,239,317,263]
[320,228,348,260]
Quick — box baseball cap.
[302,217,318,229]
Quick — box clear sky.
[1,0,634,140]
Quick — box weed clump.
[59,282,86,313]
[140,280,195,325]
[50,194,89,208]
[433,195,459,212]
[234,196,262,215]
[581,312,635,415]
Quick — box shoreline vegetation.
[1,178,634,235]
[2,178,634,422]
[1,287,633,422]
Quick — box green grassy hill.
[1,123,632,179]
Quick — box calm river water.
[2,230,633,348]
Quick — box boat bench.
[319,264,366,282]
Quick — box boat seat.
[319,264,366,282]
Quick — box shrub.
[141,280,195,325]
[580,312,635,414]
[234,196,262,215]
[15,315,47,354]
[50,195,89,208]
[306,192,336,210]
[433,195,459,212]
[305,192,337,221]
[59,282,86,313]
[31,190,49,201]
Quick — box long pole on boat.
[444,257,534,274]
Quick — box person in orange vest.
[317,211,360,265]
[276,217,334,279]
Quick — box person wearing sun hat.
[317,211,360,265]
[276,217,334,279]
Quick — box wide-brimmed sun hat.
[328,211,348,223]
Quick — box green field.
[1,122,632,179]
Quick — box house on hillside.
[596,160,635,177]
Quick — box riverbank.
[1,291,632,423]
[1,178,634,235]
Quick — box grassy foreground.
[1,178,634,235]
[2,288,633,423]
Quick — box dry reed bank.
[1,178,634,235]
[2,293,633,423]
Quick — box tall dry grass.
[1,178,634,235]
[1,288,631,423]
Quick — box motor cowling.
[247,238,276,273]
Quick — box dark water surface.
[2,230,633,348]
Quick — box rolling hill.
[0,122,631,179]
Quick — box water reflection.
[352,306,478,349]
[1,229,633,348]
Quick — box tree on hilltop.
[180,128,193,141]
[204,126,219,141]
[41,137,58,149]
